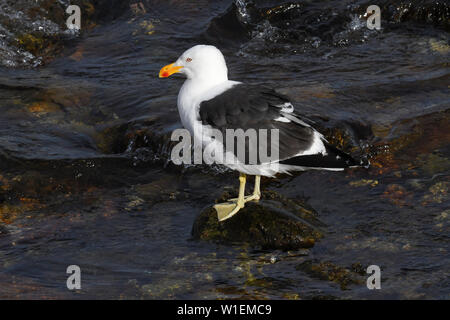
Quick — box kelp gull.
[159,45,365,221]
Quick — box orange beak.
[159,63,183,78]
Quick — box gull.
[159,45,365,221]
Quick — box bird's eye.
[186,57,192,62]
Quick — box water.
[0,0,449,299]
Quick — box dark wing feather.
[279,143,360,169]
[199,84,315,164]
[199,84,360,168]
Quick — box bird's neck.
[183,76,228,96]
[178,78,226,113]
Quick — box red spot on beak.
[159,63,183,78]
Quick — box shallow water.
[0,0,449,299]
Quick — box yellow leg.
[214,173,246,221]
[229,175,261,203]
[252,175,261,201]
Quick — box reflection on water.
[0,0,449,299]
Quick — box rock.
[296,260,365,290]
[429,39,450,54]
[0,0,132,68]
[0,224,9,237]
[354,0,450,31]
[382,184,413,207]
[27,101,61,115]
[349,179,379,188]
[369,110,450,175]
[422,181,449,205]
[416,154,450,177]
[140,279,193,299]
[191,190,324,250]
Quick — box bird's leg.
[214,173,246,221]
[229,175,261,203]
[249,175,261,201]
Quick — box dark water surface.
[0,0,449,299]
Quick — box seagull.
[159,45,365,221]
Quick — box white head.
[159,45,228,84]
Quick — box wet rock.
[132,20,157,36]
[371,123,392,139]
[296,260,365,290]
[133,177,181,202]
[382,184,413,207]
[69,44,85,61]
[27,101,61,115]
[0,224,9,237]
[209,0,449,57]
[94,122,130,154]
[191,190,324,250]
[0,204,24,224]
[204,3,252,46]
[322,127,358,154]
[0,273,67,299]
[0,0,132,68]
[434,209,449,232]
[369,110,450,175]
[95,119,158,154]
[0,196,46,224]
[34,87,93,111]
[206,1,351,52]
[0,0,70,67]
[422,181,449,205]
[355,0,450,31]
[429,39,450,54]
[140,278,193,299]
[124,195,145,212]
[94,119,179,169]
[416,153,450,177]
[349,179,379,188]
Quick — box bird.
[159,45,366,222]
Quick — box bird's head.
[159,45,228,83]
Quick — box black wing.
[199,84,360,168]
[199,84,314,163]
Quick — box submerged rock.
[191,190,324,250]
[0,224,8,237]
[355,0,450,31]
[296,260,366,290]
[0,0,132,68]
[422,181,449,205]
